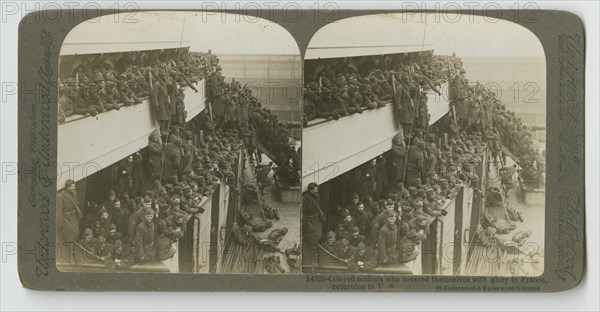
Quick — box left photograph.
[55,11,302,274]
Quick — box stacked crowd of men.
[303,53,540,272]
[206,69,301,186]
[57,49,297,269]
[58,48,218,124]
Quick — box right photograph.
[301,13,546,276]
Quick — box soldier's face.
[101,213,109,220]
[357,204,364,212]
[114,201,121,208]
[386,205,394,212]
[145,214,154,222]
[387,216,397,225]
[342,245,349,253]
[84,234,93,242]
[344,216,352,223]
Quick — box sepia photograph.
[55,11,302,274]
[301,13,546,276]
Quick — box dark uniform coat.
[151,79,170,122]
[377,223,399,264]
[348,246,378,272]
[56,189,83,244]
[135,220,156,262]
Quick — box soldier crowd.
[303,53,540,272]
[57,122,244,268]
[302,51,460,125]
[206,70,301,186]
[58,49,219,124]
[57,49,299,270]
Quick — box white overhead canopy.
[61,11,299,56]
[305,14,432,60]
[306,13,544,59]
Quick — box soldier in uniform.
[405,141,426,187]
[105,223,123,246]
[377,210,399,265]
[320,231,339,256]
[348,226,367,248]
[112,240,136,269]
[302,183,325,254]
[302,85,318,124]
[423,189,448,217]
[163,136,182,183]
[147,131,164,181]
[93,236,114,265]
[392,71,416,130]
[352,202,370,237]
[156,227,178,261]
[76,228,97,264]
[57,179,83,247]
[315,86,343,120]
[58,78,97,120]
[135,208,157,263]
[151,71,172,131]
[348,242,378,272]
[86,82,108,113]
[369,199,396,246]
[335,238,356,262]
[336,75,362,115]
[390,133,407,186]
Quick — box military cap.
[352,226,360,233]
[114,240,124,248]
[357,242,367,251]
[326,231,336,239]
[352,193,359,200]
[97,236,106,244]
[163,226,176,237]
[339,238,350,247]
[92,71,104,83]
[87,82,99,90]
[385,210,398,219]
[99,207,108,214]
[78,73,89,84]
[342,210,352,218]
[307,183,318,191]
[425,189,435,195]
[108,223,117,231]
[143,208,154,216]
